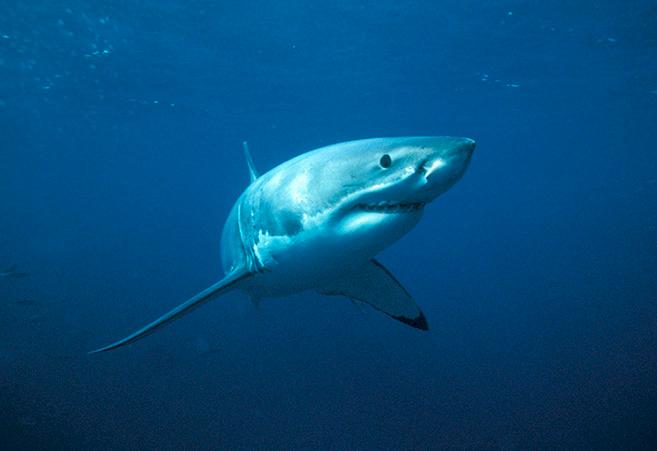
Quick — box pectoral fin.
[320,259,429,330]
[89,269,253,354]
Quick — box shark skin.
[90,136,475,353]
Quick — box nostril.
[417,159,429,174]
[423,158,446,178]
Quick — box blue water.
[2,1,656,449]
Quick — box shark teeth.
[354,201,425,213]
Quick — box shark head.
[333,136,474,212]
[320,136,475,254]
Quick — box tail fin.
[89,269,252,354]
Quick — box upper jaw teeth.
[354,201,425,212]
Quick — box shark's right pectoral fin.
[320,259,429,331]
[89,269,253,354]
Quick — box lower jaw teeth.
[356,202,424,212]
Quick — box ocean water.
[1,1,656,449]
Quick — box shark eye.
[379,154,392,168]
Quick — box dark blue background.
[2,1,656,449]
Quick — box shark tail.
[89,269,252,354]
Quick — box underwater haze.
[1,0,657,449]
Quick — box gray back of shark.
[90,136,475,353]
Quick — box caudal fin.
[89,269,252,354]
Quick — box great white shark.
[90,136,475,353]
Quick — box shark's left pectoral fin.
[320,259,429,331]
[89,268,253,354]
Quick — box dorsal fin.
[242,141,259,183]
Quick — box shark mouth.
[354,201,425,213]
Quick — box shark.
[90,136,475,353]
[0,266,30,279]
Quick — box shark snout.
[462,138,476,154]
[422,138,474,177]
[447,137,475,160]
[417,137,474,198]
